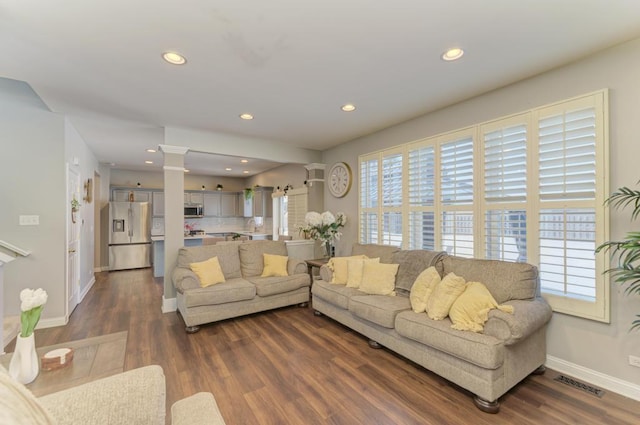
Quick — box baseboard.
[162,296,177,313]
[546,355,640,401]
[36,316,68,330]
[94,266,109,272]
[79,276,96,302]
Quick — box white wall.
[322,38,640,388]
[110,169,247,192]
[245,163,308,190]
[0,79,67,322]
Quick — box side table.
[305,258,329,285]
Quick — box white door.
[67,166,81,317]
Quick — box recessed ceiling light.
[225,168,232,171]
[442,47,464,61]
[145,160,153,164]
[239,113,254,120]
[146,148,156,153]
[184,169,190,173]
[243,170,250,174]
[341,104,356,112]
[162,51,187,65]
[240,159,249,163]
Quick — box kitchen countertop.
[151,232,271,241]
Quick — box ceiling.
[2,1,640,177]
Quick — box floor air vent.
[554,375,605,398]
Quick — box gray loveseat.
[172,240,310,333]
[312,243,553,413]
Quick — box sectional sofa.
[312,243,553,413]
[172,240,310,333]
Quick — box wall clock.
[328,162,352,198]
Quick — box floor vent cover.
[554,375,605,398]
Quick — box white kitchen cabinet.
[184,192,204,205]
[252,188,273,217]
[152,191,164,216]
[203,193,221,216]
[112,189,152,202]
[220,193,238,216]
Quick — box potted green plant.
[243,187,254,200]
[595,182,640,331]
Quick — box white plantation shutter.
[360,156,379,244]
[357,90,608,321]
[538,104,599,305]
[382,153,403,207]
[286,192,307,238]
[539,108,596,200]
[440,135,474,257]
[408,144,435,249]
[482,119,528,262]
[441,137,473,206]
[484,123,527,203]
[408,145,435,206]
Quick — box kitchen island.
[151,233,272,277]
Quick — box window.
[358,90,609,321]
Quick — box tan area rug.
[0,331,127,397]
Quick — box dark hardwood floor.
[25,269,640,424]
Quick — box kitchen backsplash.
[151,217,273,236]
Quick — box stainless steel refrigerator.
[109,202,151,270]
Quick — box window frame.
[358,90,609,322]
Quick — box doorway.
[66,165,81,317]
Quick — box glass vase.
[322,241,334,258]
[9,333,39,384]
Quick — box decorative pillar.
[159,145,188,312]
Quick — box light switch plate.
[19,215,39,226]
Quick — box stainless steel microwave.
[184,204,204,217]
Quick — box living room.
[1,2,640,423]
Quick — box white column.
[159,145,188,312]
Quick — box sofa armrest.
[172,392,226,425]
[172,267,200,293]
[319,264,333,282]
[483,297,552,345]
[287,258,307,275]
[39,365,165,425]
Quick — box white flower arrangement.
[298,211,347,244]
[19,288,48,337]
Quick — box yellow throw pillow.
[261,253,289,277]
[426,272,467,320]
[189,256,226,288]
[359,262,399,296]
[328,255,368,284]
[346,258,380,288]
[449,281,515,332]
[409,267,441,313]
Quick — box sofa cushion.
[182,278,256,308]
[442,255,538,304]
[449,281,514,333]
[247,274,310,297]
[392,250,446,294]
[0,364,55,425]
[359,262,399,296]
[239,241,288,277]
[351,243,400,264]
[261,254,289,277]
[311,280,363,309]
[409,266,441,313]
[189,256,226,287]
[395,311,504,369]
[328,255,368,284]
[178,244,241,279]
[349,295,411,329]
[426,272,467,320]
[346,258,380,288]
